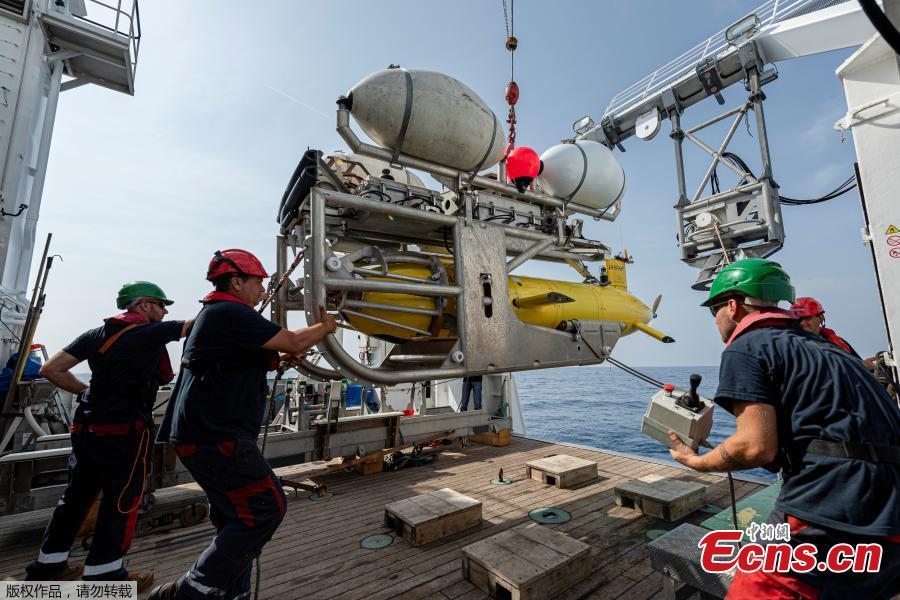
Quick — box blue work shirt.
[64,320,183,423]
[716,324,900,536]
[160,301,281,444]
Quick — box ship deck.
[0,435,767,599]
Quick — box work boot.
[128,570,155,593]
[148,578,180,600]
[24,560,83,581]
[84,567,154,593]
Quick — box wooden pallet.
[468,428,511,447]
[525,454,598,489]
[614,476,706,522]
[462,522,591,599]
[384,488,482,547]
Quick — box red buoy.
[506,146,540,192]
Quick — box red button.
[663,384,675,392]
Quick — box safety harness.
[180,293,279,373]
[727,309,900,471]
[82,313,174,416]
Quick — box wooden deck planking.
[0,436,766,599]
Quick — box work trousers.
[459,379,482,411]
[175,439,286,600]
[728,509,900,599]
[27,420,149,580]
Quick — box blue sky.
[34,0,885,367]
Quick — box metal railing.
[72,0,141,77]
[602,0,848,119]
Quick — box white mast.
[0,0,140,362]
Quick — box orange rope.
[117,428,150,514]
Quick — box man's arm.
[668,401,778,472]
[262,306,338,355]
[39,351,88,395]
[181,319,194,338]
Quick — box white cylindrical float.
[537,140,626,210]
[347,67,505,173]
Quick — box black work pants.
[28,420,149,580]
[174,439,286,600]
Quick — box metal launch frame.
[272,106,630,385]
[576,0,859,288]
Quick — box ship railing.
[602,0,848,120]
[72,0,141,79]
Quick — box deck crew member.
[667,258,900,598]
[150,249,337,600]
[25,282,191,590]
[459,375,483,411]
[790,296,862,357]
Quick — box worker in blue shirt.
[668,259,900,598]
[150,249,337,600]
[25,281,192,591]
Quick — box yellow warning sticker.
[887,224,900,235]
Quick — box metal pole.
[505,237,555,274]
[320,188,457,226]
[342,299,441,317]
[272,236,287,327]
[324,278,460,297]
[749,70,774,181]
[748,69,782,241]
[671,112,689,260]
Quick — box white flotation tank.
[537,140,626,210]
[347,67,505,173]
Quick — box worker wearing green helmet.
[116,281,175,311]
[25,281,192,591]
[667,258,900,596]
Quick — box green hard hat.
[116,281,174,310]
[702,258,795,307]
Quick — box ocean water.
[515,365,776,480]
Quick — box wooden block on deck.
[384,488,482,546]
[614,477,706,522]
[468,428,511,447]
[461,522,590,599]
[525,454,597,488]
[356,453,385,475]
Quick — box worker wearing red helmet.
[152,249,337,600]
[790,296,861,358]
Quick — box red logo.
[698,530,883,574]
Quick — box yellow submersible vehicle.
[273,67,672,385]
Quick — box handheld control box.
[641,374,714,451]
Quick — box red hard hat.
[206,249,269,281]
[791,296,825,318]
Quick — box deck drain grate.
[528,507,571,524]
[308,492,334,502]
[360,534,394,549]
[490,478,513,485]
